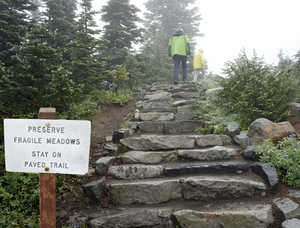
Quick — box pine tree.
[139,23,173,83]
[144,0,202,51]
[124,52,144,89]
[0,0,36,68]
[1,26,78,114]
[31,0,42,23]
[68,0,108,93]
[101,0,144,66]
[42,0,77,60]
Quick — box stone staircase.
[86,82,277,228]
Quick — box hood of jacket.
[172,30,184,37]
[197,49,203,54]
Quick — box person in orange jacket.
[193,49,206,81]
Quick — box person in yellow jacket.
[193,49,206,81]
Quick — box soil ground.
[56,100,136,227]
[55,100,300,227]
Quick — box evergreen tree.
[1,26,78,115]
[124,52,144,89]
[139,23,173,83]
[42,0,77,59]
[31,0,42,23]
[0,0,36,68]
[144,0,202,52]
[101,0,144,66]
[108,65,129,95]
[68,0,108,93]
[277,49,294,70]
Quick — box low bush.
[0,150,40,227]
[195,98,241,134]
[255,134,300,188]
[215,49,298,129]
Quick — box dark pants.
[173,55,187,81]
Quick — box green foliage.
[57,174,81,200]
[119,144,130,153]
[139,24,173,84]
[124,53,144,89]
[277,49,294,70]
[144,0,202,52]
[67,0,108,94]
[101,0,143,65]
[1,25,80,115]
[195,126,213,134]
[90,88,133,106]
[216,49,298,129]
[0,153,40,227]
[255,134,300,188]
[194,98,242,134]
[58,94,99,120]
[121,121,131,129]
[108,65,129,96]
[0,0,36,68]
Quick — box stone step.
[107,161,249,180]
[119,146,238,165]
[89,202,274,228]
[105,175,266,205]
[108,164,164,180]
[119,150,178,164]
[140,101,177,113]
[172,204,273,228]
[137,120,207,133]
[120,134,232,151]
[164,161,249,176]
[178,146,238,161]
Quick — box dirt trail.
[56,100,136,227]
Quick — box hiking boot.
[174,79,178,85]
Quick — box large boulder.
[247,118,297,146]
[287,102,300,132]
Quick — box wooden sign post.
[4,108,91,227]
[38,108,56,228]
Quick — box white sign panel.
[4,119,91,175]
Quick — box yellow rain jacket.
[193,49,205,69]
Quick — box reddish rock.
[247,118,297,146]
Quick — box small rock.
[105,136,112,142]
[233,135,251,147]
[104,143,118,153]
[112,130,129,143]
[287,190,300,198]
[129,121,139,130]
[223,123,240,138]
[67,216,89,228]
[251,162,279,191]
[85,168,95,177]
[95,157,116,175]
[282,218,300,228]
[83,176,106,202]
[242,145,257,159]
[273,198,300,220]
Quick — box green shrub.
[195,98,242,134]
[0,152,40,227]
[215,49,298,129]
[90,88,133,106]
[255,134,300,188]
